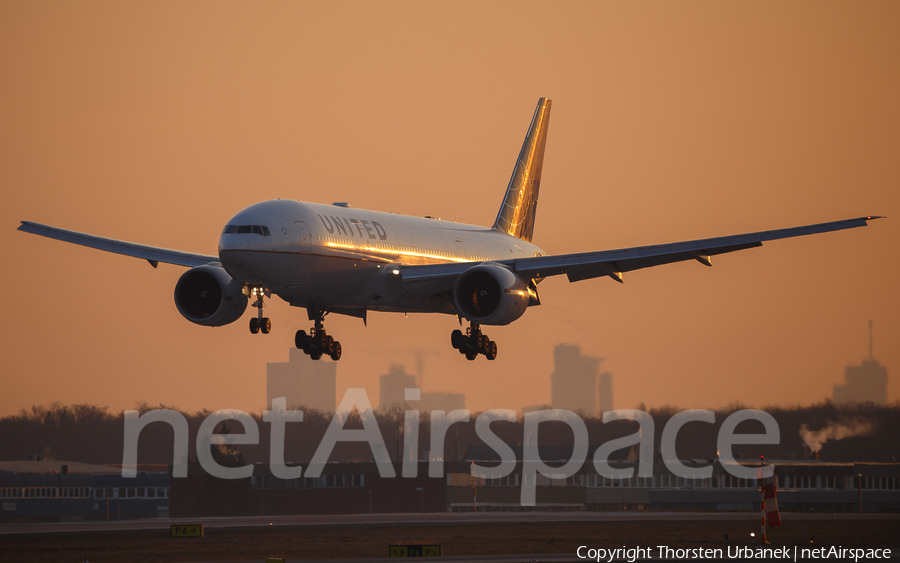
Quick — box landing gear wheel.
[451,330,464,350]
[249,317,260,334]
[260,317,271,334]
[300,309,344,360]
[451,321,499,361]
[485,340,498,361]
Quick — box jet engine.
[174,264,248,326]
[452,263,530,325]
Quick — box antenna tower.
[869,319,874,360]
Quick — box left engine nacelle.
[453,263,530,325]
[174,264,248,327]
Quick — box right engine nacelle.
[453,263,530,325]
[174,264,248,327]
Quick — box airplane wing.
[17,221,218,268]
[397,216,882,295]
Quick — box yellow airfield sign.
[390,544,441,557]
[170,524,203,538]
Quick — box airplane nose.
[219,235,249,251]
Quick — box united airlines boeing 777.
[18,98,881,362]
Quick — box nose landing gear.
[295,314,342,361]
[451,322,497,361]
[248,287,271,335]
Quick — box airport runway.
[201,556,590,563]
[2,510,897,536]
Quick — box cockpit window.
[223,225,270,236]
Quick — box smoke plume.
[799,418,876,452]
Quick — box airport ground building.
[169,457,900,518]
[453,447,900,513]
[447,461,900,513]
[170,461,450,517]
[0,461,169,522]
[4,456,898,521]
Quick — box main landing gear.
[248,287,271,335]
[295,314,342,361]
[451,322,497,361]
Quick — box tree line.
[0,401,897,466]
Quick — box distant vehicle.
[19,99,881,362]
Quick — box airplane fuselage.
[218,199,545,315]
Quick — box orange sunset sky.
[1,1,898,417]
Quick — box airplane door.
[455,240,467,260]
[295,221,311,252]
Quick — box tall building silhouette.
[267,348,337,412]
[379,364,417,409]
[379,364,465,411]
[598,371,614,413]
[833,321,888,405]
[550,344,612,417]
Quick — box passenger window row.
[223,225,271,236]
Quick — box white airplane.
[19,98,881,362]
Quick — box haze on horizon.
[1,1,898,418]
